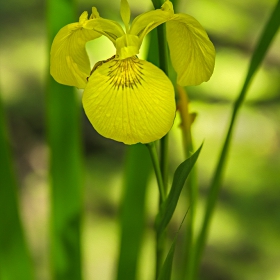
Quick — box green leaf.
[47,1,83,279]
[116,144,152,280]
[189,1,280,278]
[0,95,33,279]
[155,143,203,234]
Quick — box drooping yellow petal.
[82,57,176,145]
[166,14,215,86]
[50,11,101,88]
[129,2,174,43]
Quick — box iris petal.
[84,18,125,43]
[166,14,215,86]
[120,0,131,31]
[50,12,101,88]
[129,8,173,42]
[82,57,176,144]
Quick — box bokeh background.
[1,0,280,279]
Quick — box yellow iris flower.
[50,0,215,144]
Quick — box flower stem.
[150,2,171,278]
[155,8,170,194]
[160,134,169,192]
[177,87,198,280]
[146,142,167,279]
[146,142,166,203]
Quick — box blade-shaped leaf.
[155,143,203,234]
[157,209,189,280]
[47,0,83,278]
[116,144,151,280]
[0,95,33,279]
[189,1,280,278]
[157,237,177,280]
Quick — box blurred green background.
[0,0,280,279]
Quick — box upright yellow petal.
[120,0,131,32]
[166,14,215,86]
[50,11,101,88]
[82,57,176,144]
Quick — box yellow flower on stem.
[50,0,215,144]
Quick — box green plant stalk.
[155,21,170,280]
[184,162,197,279]
[152,0,170,193]
[160,134,169,191]
[150,1,172,278]
[147,143,166,203]
[176,87,197,279]
[156,23,170,192]
[188,1,280,278]
[181,101,198,280]
[146,142,165,280]
[146,142,167,279]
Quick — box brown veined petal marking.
[82,56,176,144]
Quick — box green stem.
[146,142,166,279]
[152,0,170,191]
[156,230,166,279]
[177,88,197,280]
[154,12,170,280]
[151,0,170,193]
[150,2,171,279]
[183,142,198,280]
[146,143,166,203]
[160,134,169,191]
[156,23,170,193]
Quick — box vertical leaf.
[47,0,83,279]
[190,1,280,279]
[116,144,152,280]
[0,95,33,279]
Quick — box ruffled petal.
[50,12,101,88]
[166,14,215,86]
[84,18,125,44]
[82,57,176,144]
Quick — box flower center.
[107,56,144,90]
[115,34,140,59]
